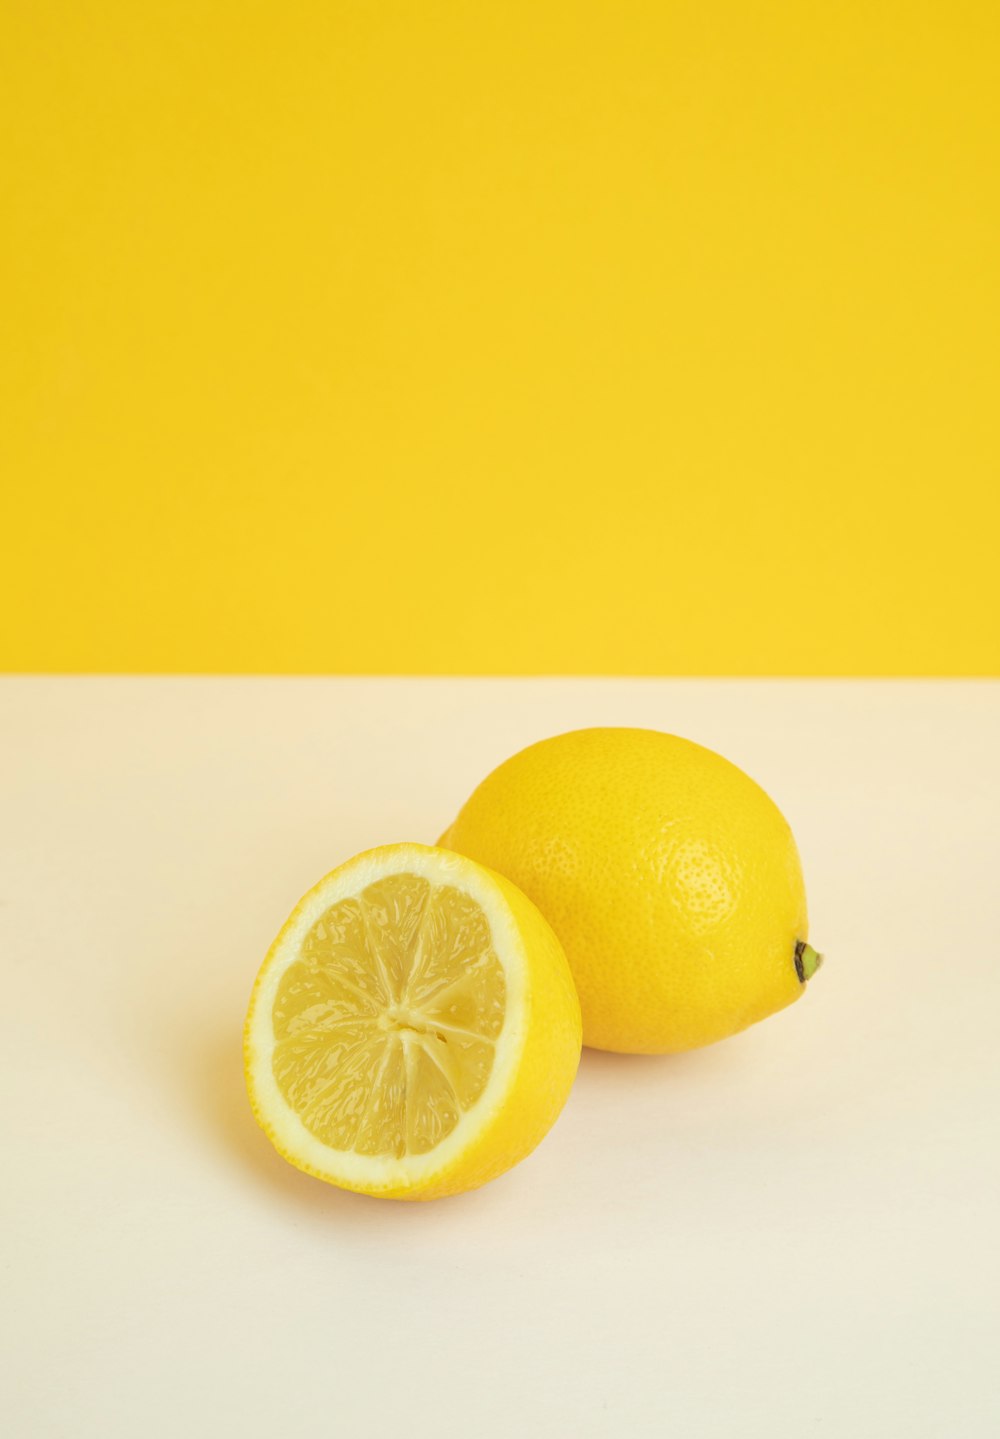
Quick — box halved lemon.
[244,844,582,1200]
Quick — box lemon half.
[244,844,581,1200]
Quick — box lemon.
[439,728,821,1054]
[244,843,581,1199]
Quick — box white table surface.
[2,678,998,1438]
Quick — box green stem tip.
[794,940,823,984]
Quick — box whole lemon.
[439,728,821,1054]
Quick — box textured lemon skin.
[244,845,582,1201]
[440,730,810,1054]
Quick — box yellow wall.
[2,2,998,674]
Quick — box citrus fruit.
[244,843,581,1199]
[439,728,821,1054]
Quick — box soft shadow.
[576,1033,762,1084]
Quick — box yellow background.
[2,2,998,674]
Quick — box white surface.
[1,678,998,1438]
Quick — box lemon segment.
[245,844,581,1199]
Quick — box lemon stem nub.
[794,941,823,984]
[794,938,823,984]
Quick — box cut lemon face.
[244,844,581,1200]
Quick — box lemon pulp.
[271,873,506,1160]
